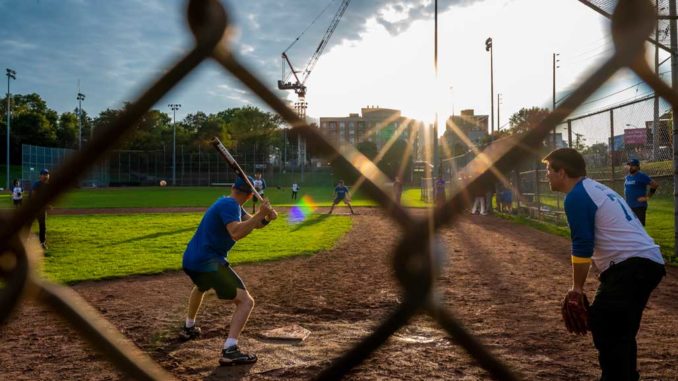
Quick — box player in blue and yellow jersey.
[180,176,277,366]
[328,179,355,215]
[624,158,658,226]
[543,148,665,381]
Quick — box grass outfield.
[498,197,677,264]
[40,212,351,284]
[1,185,429,209]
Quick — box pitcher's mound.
[259,324,311,342]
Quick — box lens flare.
[288,195,318,223]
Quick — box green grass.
[501,197,677,264]
[41,212,352,284]
[2,185,431,209]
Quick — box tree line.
[0,93,290,166]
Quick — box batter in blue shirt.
[543,148,665,381]
[180,176,278,366]
[624,159,658,226]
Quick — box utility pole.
[295,101,306,183]
[670,0,678,259]
[486,37,494,135]
[433,0,439,175]
[77,92,86,150]
[5,68,15,191]
[168,104,181,186]
[553,53,560,148]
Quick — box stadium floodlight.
[6,68,16,190]
[485,38,494,135]
[168,104,181,186]
[77,92,86,150]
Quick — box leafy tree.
[57,112,79,148]
[508,107,550,135]
[356,140,378,160]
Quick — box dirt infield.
[2,209,677,380]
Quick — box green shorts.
[183,265,246,300]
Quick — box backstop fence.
[21,144,334,189]
[1,1,675,380]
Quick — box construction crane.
[278,0,351,119]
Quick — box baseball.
[160,180,167,187]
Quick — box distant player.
[328,180,355,215]
[624,159,658,226]
[251,170,266,213]
[392,176,403,205]
[434,176,446,207]
[291,182,299,200]
[31,169,50,249]
[180,176,277,366]
[11,179,23,208]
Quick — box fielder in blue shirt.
[543,148,665,381]
[328,179,356,215]
[624,159,658,226]
[180,176,277,366]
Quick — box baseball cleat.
[179,325,201,341]
[219,345,257,366]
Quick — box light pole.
[552,53,560,147]
[168,103,181,186]
[6,68,16,190]
[77,92,86,150]
[485,37,494,135]
[497,93,502,131]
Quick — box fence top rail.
[565,94,655,122]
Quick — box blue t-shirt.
[183,196,241,272]
[624,172,652,208]
[335,185,349,199]
[32,181,43,193]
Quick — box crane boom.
[278,0,351,99]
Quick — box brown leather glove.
[561,290,590,335]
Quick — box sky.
[0,0,670,134]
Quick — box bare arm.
[227,201,274,240]
[571,262,591,293]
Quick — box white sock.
[224,338,238,349]
[185,318,195,328]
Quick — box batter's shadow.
[289,214,330,232]
[102,227,194,247]
[204,364,255,380]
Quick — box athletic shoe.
[219,345,257,366]
[179,324,201,341]
[40,242,48,250]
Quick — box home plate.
[259,324,311,342]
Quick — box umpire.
[180,176,277,366]
[543,148,665,381]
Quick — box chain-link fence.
[1,1,675,380]
[21,144,334,188]
[517,94,673,222]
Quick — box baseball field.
[1,186,677,380]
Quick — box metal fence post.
[610,109,615,184]
[567,120,572,148]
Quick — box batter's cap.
[233,176,255,193]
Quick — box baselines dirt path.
[1,210,677,380]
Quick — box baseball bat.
[211,137,265,203]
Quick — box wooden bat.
[211,137,265,203]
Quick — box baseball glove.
[561,290,590,335]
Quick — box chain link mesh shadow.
[0,0,670,380]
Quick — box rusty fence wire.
[0,1,673,380]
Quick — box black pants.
[37,211,46,244]
[588,257,665,381]
[630,206,647,226]
[292,191,298,200]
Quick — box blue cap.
[233,176,255,193]
[627,159,640,166]
[40,168,50,175]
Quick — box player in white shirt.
[543,148,665,381]
[251,171,266,213]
